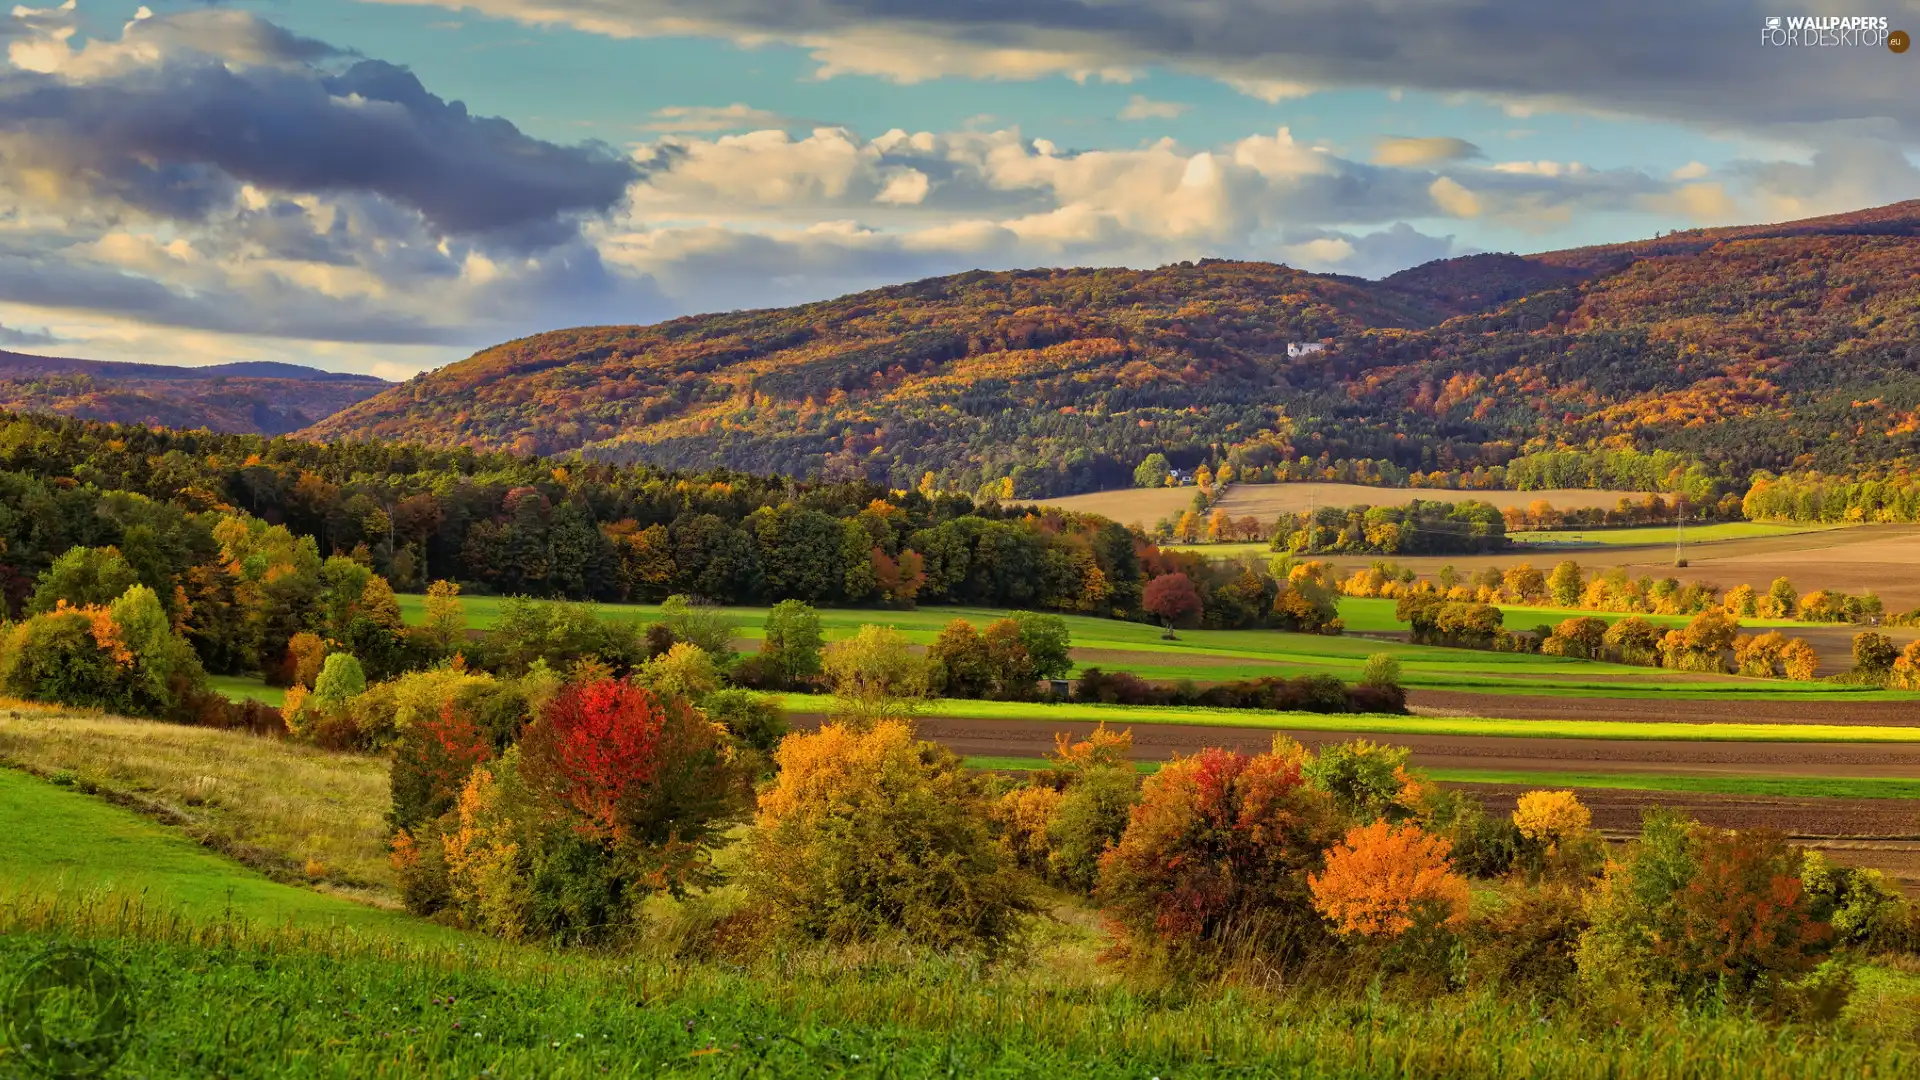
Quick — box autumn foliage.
[1098,747,1338,957]
[1309,822,1470,938]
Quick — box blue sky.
[1,0,1916,376]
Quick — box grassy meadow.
[4,754,1919,1079]
[391,593,1907,702]
[1508,521,1842,546]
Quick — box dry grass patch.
[0,699,395,901]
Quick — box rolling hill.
[305,202,1920,496]
[0,352,390,436]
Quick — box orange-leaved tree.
[1309,820,1470,938]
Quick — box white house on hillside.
[1287,342,1326,358]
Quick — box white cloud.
[1671,160,1711,180]
[1428,176,1481,217]
[643,103,801,133]
[1373,136,1482,167]
[1119,95,1190,121]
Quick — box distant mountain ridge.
[300,200,1920,496]
[0,351,390,436]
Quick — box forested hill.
[1,352,390,437]
[305,201,1920,497]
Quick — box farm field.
[1037,482,1648,529]
[1508,521,1840,546]
[394,593,1914,701]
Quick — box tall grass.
[1,891,1915,1078]
[0,702,394,895]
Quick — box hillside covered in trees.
[0,352,389,436]
[305,202,1920,497]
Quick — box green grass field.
[1509,521,1841,547]
[388,594,1904,701]
[0,768,451,942]
[209,674,284,706]
[782,692,1920,743]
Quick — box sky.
[1,1,1918,379]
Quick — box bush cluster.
[1073,667,1406,715]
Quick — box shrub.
[1303,739,1424,825]
[636,642,723,700]
[1801,852,1915,953]
[991,784,1066,876]
[1423,788,1522,879]
[1659,609,1739,672]
[1512,790,1591,848]
[1310,821,1469,939]
[1781,637,1821,681]
[1852,631,1898,675]
[1466,884,1589,997]
[1602,616,1663,666]
[1360,653,1402,689]
[1046,767,1141,893]
[1098,746,1338,961]
[1734,631,1789,677]
[1891,639,1920,691]
[517,679,744,888]
[1541,617,1608,659]
[820,624,929,728]
[390,701,495,833]
[743,720,1032,950]
[1577,812,1833,1004]
[0,587,205,718]
[697,687,788,753]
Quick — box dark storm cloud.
[468,0,1920,136]
[0,14,639,240]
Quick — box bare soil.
[791,714,1920,779]
[1038,483,1646,529]
[1409,690,1920,727]
[1317,523,1920,610]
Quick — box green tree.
[28,546,142,614]
[1009,611,1072,681]
[1132,453,1171,489]
[927,619,995,698]
[1547,561,1584,608]
[760,599,825,687]
[821,624,929,727]
[314,653,368,708]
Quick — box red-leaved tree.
[521,679,669,839]
[1142,573,1203,628]
[389,701,494,833]
[1098,746,1339,959]
[517,678,747,893]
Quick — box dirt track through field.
[1409,690,1920,727]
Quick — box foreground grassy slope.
[0,768,444,942]
[0,701,394,895]
[2,755,1918,1078]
